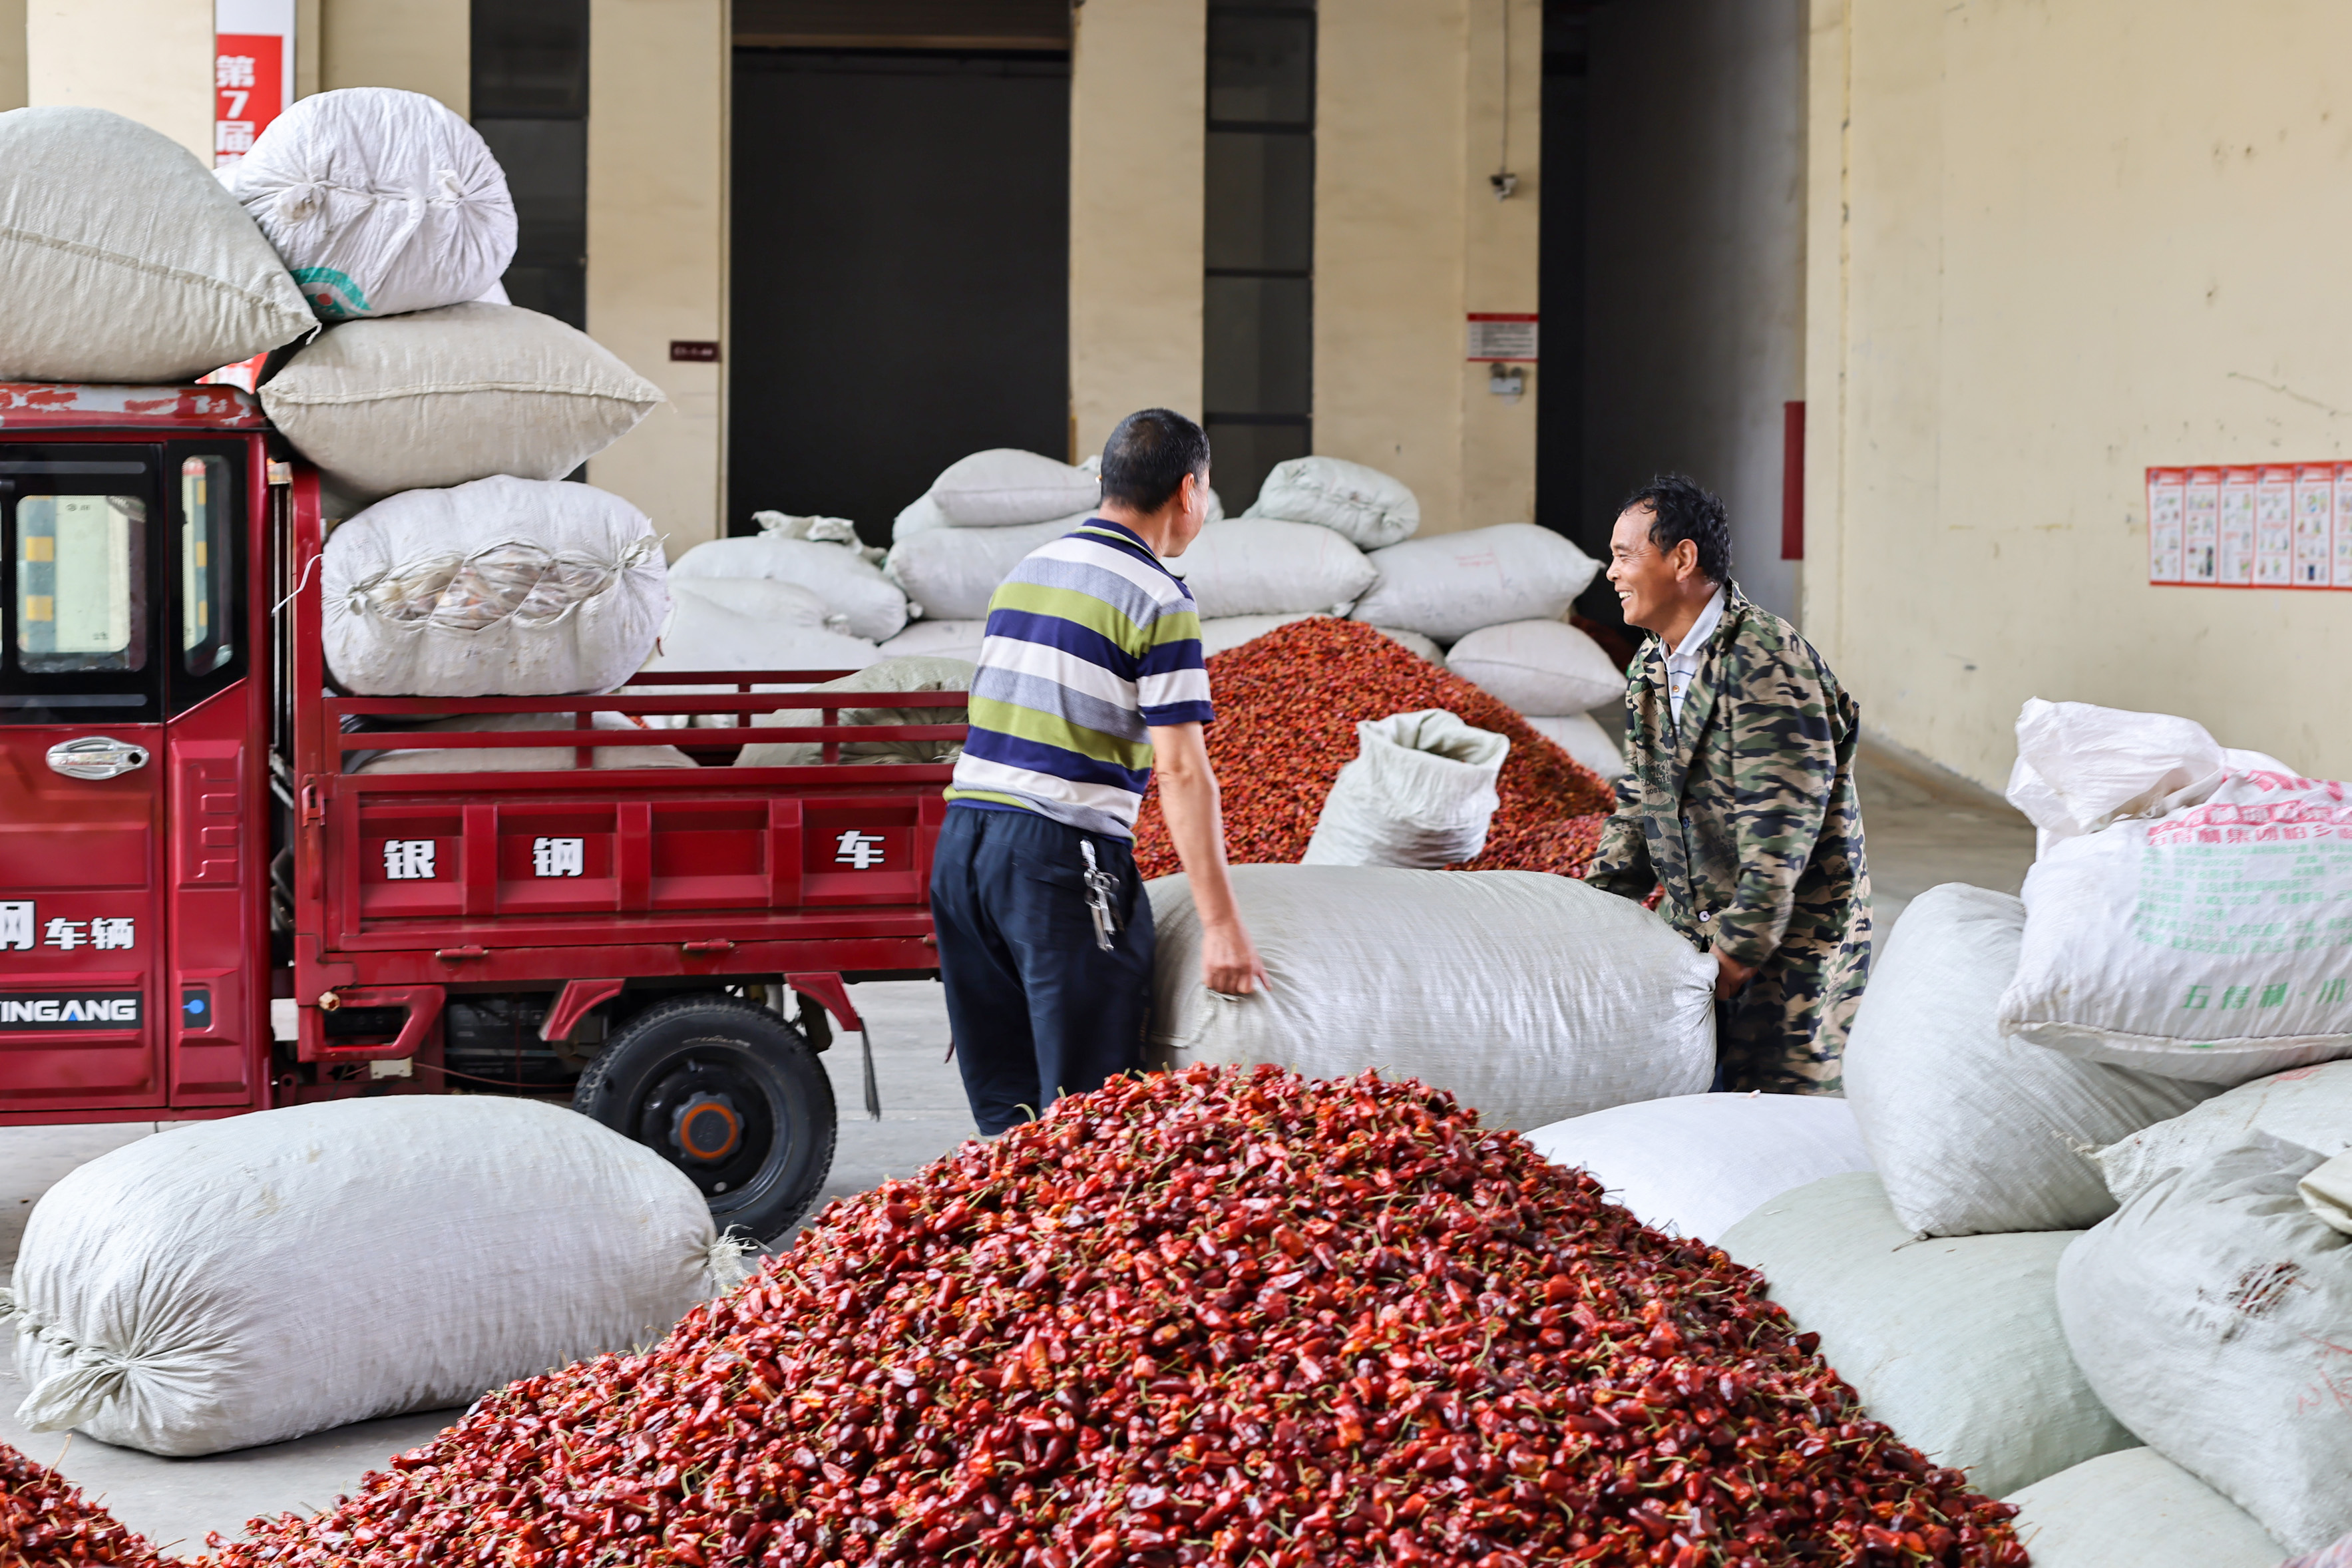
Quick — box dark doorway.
[729,49,1071,545]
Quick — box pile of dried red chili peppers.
[1,1440,166,1567]
[1130,618,1617,881]
[209,1066,2023,1568]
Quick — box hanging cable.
[1492,0,1519,199]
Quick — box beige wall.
[586,0,727,557]
[1069,0,1205,460]
[1807,0,2352,788]
[27,0,212,160]
[319,0,467,109]
[0,0,27,113]
[1317,0,1540,538]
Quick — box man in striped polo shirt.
[932,408,1266,1135]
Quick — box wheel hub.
[672,1091,744,1163]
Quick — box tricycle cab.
[0,385,274,1122]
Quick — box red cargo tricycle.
[0,382,964,1241]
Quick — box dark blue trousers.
[929,807,1154,1135]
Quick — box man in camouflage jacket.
[1584,477,1870,1093]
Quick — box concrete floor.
[0,738,2034,1553]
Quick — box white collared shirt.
[1664,585,1727,727]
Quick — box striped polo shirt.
[944,518,1214,837]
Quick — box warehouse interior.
[8,0,2352,1558]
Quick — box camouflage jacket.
[1586,583,1869,976]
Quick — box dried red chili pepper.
[1129,618,1615,881]
[203,1066,2026,1568]
[0,1440,167,1567]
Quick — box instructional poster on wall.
[2151,459,2352,590]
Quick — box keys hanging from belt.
[1080,840,1121,952]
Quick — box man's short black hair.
[1621,474,1732,586]
[1101,409,1211,514]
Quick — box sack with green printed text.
[2000,771,2352,1085]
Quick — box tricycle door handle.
[46,736,150,780]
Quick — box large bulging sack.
[260,303,664,503]
[1719,1173,2136,1500]
[2057,1131,2352,1552]
[880,617,987,664]
[1300,709,1507,867]
[928,449,1099,526]
[1523,712,1625,779]
[885,514,1079,620]
[1244,455,1420,548]
[2001,772,2352,1083]
[220,88,516,320]
[323,478,668,697]
[1167,519,1376,618]
[1348,524,1601,642]
[1147,866,1714,1129]
[1847,884,2217,1237]
[0,107,313,381]
[645,579,879,689]
[671,535,908,644]
[2002,697,2293,853]
[1525,1093,1873,1243]
[2001,1448,2287,1568]
[0,1099,743,1457]
[735,656,972,767]
[2094,1058,2352,1208]
[1446,620,1625,715]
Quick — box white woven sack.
[1147,866,1714,1130]
[647,579,879,679]
[345,710,697,773]
[1848,884,2217,1237]
[1719,1173,2135,1499]
[1446,620,1623,714]
[2003,697,2294,857]
[2057,1133,2352,1552]
[261,303,662,503]
[894,493,954,542]
[1166,519,1376,618]
[323,478,668,697]
[1348,524,1601,642]
[1373,626,1444,664]
[1523,713,1625,779]
[1526,1093,1873,1243]
[881,618,988,664]
[2000,771,2352,1084]
[1302,709,1508,868]
[2093,1058,2352,1209]
[2003,1449,2286,1568]
[1245,455,1420,548]
[220,88,516,321]
[735,656,972,767]
[672,535,908,642]
[885,514,1081,620]
[0,107,313,381]
[0,1098,744,1458]
[930,449,1099,526]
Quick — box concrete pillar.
[1318,0,1542,539]
[1069,0,1206,461]
[26,0,212,161]
[0,0,27,113]
[585,0,728,555]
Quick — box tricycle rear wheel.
[573,994,837,1246]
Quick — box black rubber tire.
[573,994,837,1245]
